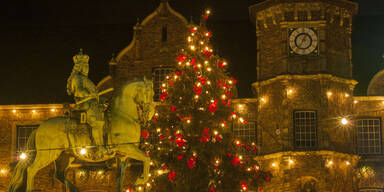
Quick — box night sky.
[2,0,384,104]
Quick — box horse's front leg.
[116,157,128,192]
[118,144,150,186]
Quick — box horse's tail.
[7,130,37,192]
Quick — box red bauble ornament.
[175,133,186,148]
[187,157,196,169]
[191,27,197,33]
[209,187,216,192]
[204,50,213,58]
[170,106,176,112]
[141,129,149,139]
[159,92,168,101]
[168,171,176,182]
[175,70,182,76]
[198,76,207,84]
[208,100,218,112]
[232,77,237,84]
[153,115,159,122]
[200,127,211,143]
[214,134,223,143]
[177,54,187,62]
[202,14,208,20]
[232,157,240,167]
[218,61,224,68]
[177,155,184,160]
[193,85,202,95]
[265,176,271,182]
[191,57,196,66]
[221,120,227,127]
[205,31,212,37]
[241,182,248,191]
[225,91,233,98]
[222,99,231,106]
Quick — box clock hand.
[297,35,304,47]
[298,35,305,47]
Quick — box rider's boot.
[91,120,108,158]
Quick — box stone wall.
[254,151,359,192]
[252,74,357,155]
[353,97,384,189]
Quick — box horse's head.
[112,78,155,127]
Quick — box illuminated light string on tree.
[139,9,271,192]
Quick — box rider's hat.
[72,49,90,71]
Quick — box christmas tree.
[140,10,271,192]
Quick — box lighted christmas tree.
[140,10,271,192]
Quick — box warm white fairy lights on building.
[341,117,349,125]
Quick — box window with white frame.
[152,67,174,101]
[233,121,256,144]
[16,125,39,154]
[294,110,317,149]
[356,118,382,155]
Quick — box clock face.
[289,28,318,55]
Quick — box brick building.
[1,0,384,191]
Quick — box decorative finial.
[79,48,83,55]
[109,53,117,65]
[136,18,140,26]
[189,16,194,24]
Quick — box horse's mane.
[112,78,143,101]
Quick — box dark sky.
[2,0,384,104]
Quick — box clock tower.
[249,1,359,191]
[250,0,358,80]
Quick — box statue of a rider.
[67,49,106,154]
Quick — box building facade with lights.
[1,0,384,192]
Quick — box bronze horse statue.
[7,79,155,192]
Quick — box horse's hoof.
[134,177,147,185]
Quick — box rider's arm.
[74,87,91,98]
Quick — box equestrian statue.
[7,50,155,192]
